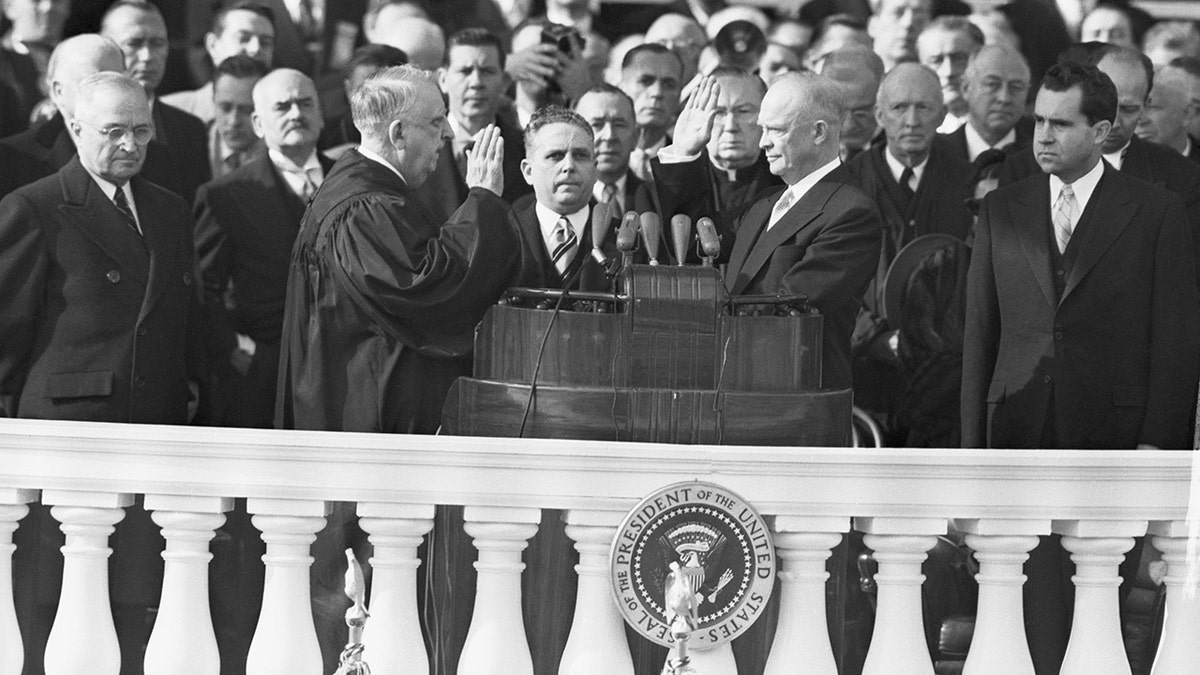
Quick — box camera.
[540,22,585,55]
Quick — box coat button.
[134,376,145,387]
[182,271,192,286]
[137,326,147,336]
[1054,331,1063,340]
[1043,374,1052,384]
[106,270,121,283]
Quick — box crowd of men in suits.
[3,0,1200,673]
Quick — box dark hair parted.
[708,66,768,98]
[446,28,506,69]
[575,83,636,119]
[213,2,275,34]
[1040,61,1118,126]
[214,54,270,80]
[621,42,683,76]
[523,105,593,154]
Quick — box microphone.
[696,217,720,264]
[616,211,640,252]
[670,214,692,266]
[590,201,611,264]
[639,212,662,265]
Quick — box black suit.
[723,178,883,392]
[1189,135,1200,164]
[151,100,212,203]
[0,112,205,204]
[1000,135,1200,267]
[193,153,334,427]
[509,193,622,292]
[935,116,1034,163]
[0,47,39,137]
[964,163,1199,449]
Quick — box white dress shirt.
[767,157,842,229]
[1102,140,1130,171]
[964,122,1017,162]
[269,148,324,199]
[535,201,589,264]
[883,150,928,193]
[937,111,968,134]
[593,173,628,213]
[1048,157,1104,234]
[84,169,141,235]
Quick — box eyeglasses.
[74,120,155,145]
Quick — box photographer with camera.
[507,19,594,128]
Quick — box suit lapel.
[233,159,304,263]
[132,175,181,325]
[56,159,151,284]
[514,200,555,286]
[730,184,831,295]
[1061,167,1136,303]
[1011,175,1057,309]
[725,188,779,293]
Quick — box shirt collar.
[535,200,589,243]
[357,145,407,185]
[269,148,321,174]
[1102,140,1130,170]
[83,167,139,226]
[937,111,968,134]
[883,148,929,187]
[593,173,627,202]
[1048,156,1105,215]
[448,114,484,146]
[964,121,1016,162]
[778,156,842,208]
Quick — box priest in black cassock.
[275,64,521,434]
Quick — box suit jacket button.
[1043,374,1052,384]
[134,376,145,387]
[1054,331,1063,340]
[106,270,121,283]
[137,326,147,336]
[182,272,193,286]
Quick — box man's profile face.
[72,84,152,185]
[440,44,505,125]
[213,73,259,152]
[1096,55,1148,153]
[620,51,682,132]
[1033,85,1109,182]
[575,91,636,180]
[103,6,169,95]
[706,76,765,171]
[395,85,451,186]
[917,28,974,110]
[758,86,815,185]
[963,49,1030,139]
[253,73,323,154]
[520,121,597,215]
[870,0,931,65]
[208,9,275,68]
[1137,72,1193,148]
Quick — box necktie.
[296,0,319,43]
[456,139,474,178]
[287,166,320,200]
[767,189,796,230]
[550,216,577,276]
[112,185,140,236]
[1053,184,1077,253]
[600,182,619,213]
[899,165,915,203]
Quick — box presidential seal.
[609,481,776,649]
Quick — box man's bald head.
[876,62,945,164]
[369,15,445,70]
[962,44,1031,143]
[252,68,323,157]
[758,72,845,183]
[47,34,127,120]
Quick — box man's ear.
[812,118,829,146]
[437,67,448,93]
[251,111,265,139]
[204,32,218,60]
[1093,118,1113,147]
[388,119,404,149]
[520,157,533,186]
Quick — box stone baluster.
[143,495,232,675]
[457,506,540,675]
[559,509,633,675]
[1149,520,1200,675]
[358,502,436,674]
[1057,520,1146,675]
[245,498,330,675]
[857,516,945,675]
[42,490,134,675]
[0,489,37,675]
[763,516,848,675]
[956,518,1047,675]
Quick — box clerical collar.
[883,148,929,189]
[357,145,406,184]
[964,121,1016,162]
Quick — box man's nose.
[440,118,452,141]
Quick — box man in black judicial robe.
[276,65,521,434]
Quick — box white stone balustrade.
[143,495,231,675]
[0,421,1196,674]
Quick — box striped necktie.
[112,185,141,236]
[1053,184,1077,254]
[550,216,577,276]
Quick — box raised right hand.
[465,124,505,196]
[672,75,721,156]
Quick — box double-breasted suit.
[962,163,1200,449]
[193,153,335,427]
[723,180,883,391]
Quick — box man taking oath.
[276,65,520,434]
